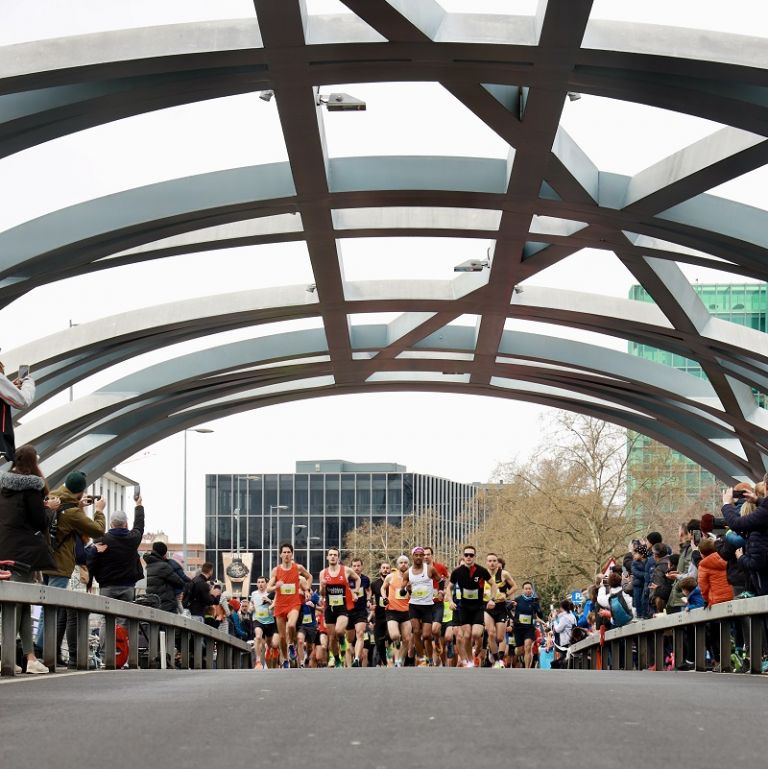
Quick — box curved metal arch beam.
[2,157,768,308]
[17,322,761,481]
[31,376,753,489]
[8,280,768,424]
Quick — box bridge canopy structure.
[1,0,767,484]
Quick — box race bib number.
[519,614,532,625]
[443,604,453,622]
[302,612,313,624]
[255,606,270,620]
[412,586,431,599]
[462,588,479,601]
[329,595,344,607]
[280,583,296,595]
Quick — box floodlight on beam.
[259,90,275,102]
[567,92,581,102]
[317,93,366,111]
[453,259,489,273]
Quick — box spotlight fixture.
[317,92,366,111]
[566,92,581,102]
[453,259,489,273]
[305,283,317,293]
[513,286,524,294]
[259,90,275,102]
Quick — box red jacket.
[697,552,733,605]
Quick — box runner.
[346,557,371,667]
[296,579,321,668]
[314,599,329,668]
[319,547,360,668]
[370,561,391,667]
[380,555,413,667]
[250,575,278,669]
[424,546,449,664]
[441,592,459,667]
[484,553,516,668]
[265,543,313,668]
[402,547,445,665]
[511,581,545,669]
[446,545,496,668]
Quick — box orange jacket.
[697,552,733,605]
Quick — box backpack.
[608,590,633,627]
[47,502,87,563]
[181,579,196,609]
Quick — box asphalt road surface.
[1,668,765,768]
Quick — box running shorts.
[386,609,410,625]
[297,625,318,646]
[459,605,485,627]
[408,604,433,622]
[255,620,276,639]
[514,626,536,647]
[348,608,368,626]
[485,605,507,624]
[431,602,444,625]
[324,606,349,626]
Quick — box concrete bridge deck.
[1,669,764,768]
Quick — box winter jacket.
[697,552,733,606]
[168,558,190,595]
[631,557,646,616]
[668,543,694,609]
[716,538,750,594]
[552,610,577,648]
[143,551,184,612]
[188,573,219,617]
[649,555,672,602]
[597,585,635,617]
[43,486,106,577]
[0,376,34,462]
[723,501,768,578]
[685,586,705,610]
[0,471,55,570]
[88,506,145,587]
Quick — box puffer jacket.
[723,500,768,576]
[697,552,734,605]
[143,551,185,613]
[43,485,105,577]
[0,471,55,570]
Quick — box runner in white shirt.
[401,546,445,666]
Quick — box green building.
[627,283,768,518]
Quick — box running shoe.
[254,660,263,670]
[463,660,475,668]
[288,644,297,661]
[493,660,505,669]
[282,660,290,669]
[446,641,454,659]
[352,657,360,667]
[335,657,344,668]
[394,658,403,668]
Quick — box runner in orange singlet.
[380,555,413,667]
[266,543,312,668]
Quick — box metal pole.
[183,429,188,568]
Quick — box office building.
[205,460,482,590]
[627,282,767,516]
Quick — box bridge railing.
[0,581,252,676]
[567,595,768,673]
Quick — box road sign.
[571,590,583,605]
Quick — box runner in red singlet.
[319,548,360,668]
[266,543,312,668]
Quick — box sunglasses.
[463,552,475,558]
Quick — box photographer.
[722,477,768,596]
[0,360,34,463]
[39,471,106,665]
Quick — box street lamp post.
[268,504,288,569]
[183,427,214,571]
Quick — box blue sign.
[571,590,584,605]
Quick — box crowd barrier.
[0,581,252,676]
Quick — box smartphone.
[133,484,141,501]
[692,530,702,545]
[91,495,102,502]
[18,364,30,379]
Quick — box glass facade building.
[205,460,482,589]
[627,283,768,515]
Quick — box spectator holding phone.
[0,359,34,463]
[723,478,768,596]
[39,471,106,665]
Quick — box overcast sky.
[1,1,766,542]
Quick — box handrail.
[567,595,768,673]
[0,581,252,676]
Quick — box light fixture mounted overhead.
[316,92,366,111]
[259,90,275,102]
[566,92,581,102]
[453,259,490,273]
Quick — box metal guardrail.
[567,595,768,673]
[0,582,252,677]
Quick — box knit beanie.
[65,471,88,494]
